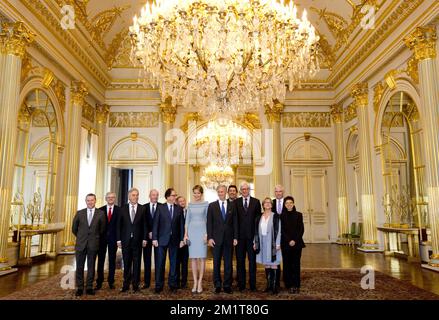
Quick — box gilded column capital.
[265,101,284,123]
[95,103,110,124]
[404,26,437,61]
[160,97,177,124]
[351,82,369,108]
[330,103,344,123]
[70,80,88,107]
[0,22,35,58]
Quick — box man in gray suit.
[72,193,106,296]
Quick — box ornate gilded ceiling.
[54,0,385,70]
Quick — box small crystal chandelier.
[195,117,250,167]
[200,164,235,189]
[130,0,320,117]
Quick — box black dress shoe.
[142,284,150,289]
[239,287,245,292]
[155,288,163,294]
[250,287,257,292]
[109,284,115,290]
[120,287,129,293]
[223,287,232,294]
[290,287,297,294]
[75,289,83,297]
[86,289,95,295]
[170,287,178,293]
[215,287,221,294]
[180,283,187,289]
[94,284,102,290]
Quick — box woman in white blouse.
[254,197,281,294]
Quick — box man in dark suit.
[95,192,120,290]
[207,185,238,294]
[235,182,261,291]
[72,193,106,296]
[117,188,148,293]
[227,184,239,284]
[176,196,189,289]
[152,188,185,293]
[272,184,286,289]
[142,189,160,289]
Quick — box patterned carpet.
[2,268,438,300]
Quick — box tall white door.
[133,168,152,204]
[290,168,330,243]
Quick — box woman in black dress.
[280,196,305,294]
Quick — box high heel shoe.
[197,280,203,293]
[192,283,197,293]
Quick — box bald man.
[142,189,161,289]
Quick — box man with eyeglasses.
[152,188,185,293]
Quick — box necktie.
[108,206,112,222]
[152,203,156,219]
[169,205,173,220]
[277,200,282,214]
[221,201,226,221]
[130,205,135,223]
[88,209,92,226]
[244,198,248,211]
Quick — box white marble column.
[95,104,109,207]
[405,26,439,268]
[351,82,381,252]
[0,22,34,273]
[331,103,350,243]
[265,102,284,196]
[160,97,177,189]
[60,80,88,253]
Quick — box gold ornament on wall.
[351,82,369,107]
[344,103,357,123]
[109,112,159,128]
[330,103,344,123]
[70,80,88,107]
[0,21,35,57]
[95,104,110,124]
[404,26,437,61]
[82,102,95,123]
[373,82,384,113]
[283,112,332,128]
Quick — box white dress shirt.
[219,199,228,212]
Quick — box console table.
[377,226,420,263]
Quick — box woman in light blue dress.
[184,185,209,293]
[254,197,282,294]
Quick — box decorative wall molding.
[109,112,159,128]
[82,102,95,123]
[283,112,332,128]
[329,0,424,88]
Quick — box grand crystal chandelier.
[130,0,320,117]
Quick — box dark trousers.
[121,239,142,289]
[213,241,233,289]
[142,241,157,287]
[155,244,178,289]
[236,238,257,289]
[176,245,189,287]
[75,248,97,290]
[96,240,117,286]
[282,246,302,288]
